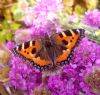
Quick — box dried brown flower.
[33,87,51,95]
[85,67,100,93]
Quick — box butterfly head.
[42,34,53,47]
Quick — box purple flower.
[83,10,100,28]
[48,75,67,95]
[70,38,100,94]
[14,28,34,44]
[23,18,62,39]
[9,56,42,95]
[47,38,100,95]
[48,72,79,95]
[30,19,62,38]
[33,0,62,17]
[69,15,78,23]
[5,41,15,50]
[24,7,35,26]
[23,0,63,38]
[24,0,63,26]
[71,38,100,65]
[79,60,100,95]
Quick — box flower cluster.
[47,38,100,95]
[9,57,42,94]
[15,0,63,42]
[84,9,100,28]
[32,0,62,18]
[24,0,62,25]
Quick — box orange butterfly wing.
[12,40,52,70]
[53,29,85,65]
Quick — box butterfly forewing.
[53,29,85,64]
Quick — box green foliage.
[11,3,24,21]
[0,29,13,42]
[88,30,100,44]
[81,24,100,44]
[27,0,37,6]
[74,5,86,15]
[10,23,21,30]
[0,20,21,42]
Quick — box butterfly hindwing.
[52,29,85,65]
[12,40,51,70]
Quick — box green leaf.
[14,11,24,21]
[10,23,21,30]
[0,29,13,42]
[75,5,85,15]
[0,30,7,42]
[6,32,13,41]
[11,3,24,21]
[1,20,10,29]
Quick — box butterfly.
[12,29,85,70]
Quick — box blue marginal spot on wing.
[29,59,52,70]
[59,52,73,66]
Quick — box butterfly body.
[12,29,85,70]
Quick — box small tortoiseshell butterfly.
[12,29,85,70]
